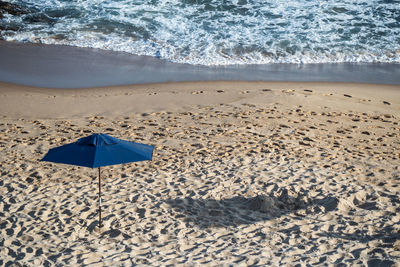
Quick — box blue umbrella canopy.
[41,133,154,168]
[41,133,154,227]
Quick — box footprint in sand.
[282,89,295,93]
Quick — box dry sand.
[0,81,399,266]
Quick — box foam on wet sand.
[0,81,399,266]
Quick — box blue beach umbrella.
[41,133,154,227]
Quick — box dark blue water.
[1,0,399,65]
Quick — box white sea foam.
[2,0,400,65]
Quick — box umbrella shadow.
[166,189,338,228]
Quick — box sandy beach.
[0,80,400,266]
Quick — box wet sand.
[1,41,400,88]
[0,81,399,266]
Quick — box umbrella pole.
[98,167,102,227]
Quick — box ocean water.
[1,0,399,66]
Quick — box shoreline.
[1,41,400,88]
[1,42,400,266]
